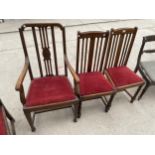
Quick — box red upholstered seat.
[79,72,113,96]
[26,76,76,107]
[106,66,144,88]
[0,108,7,135]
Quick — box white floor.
[0,19,155,134]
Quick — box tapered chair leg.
[24,110,36,132]
[73,103,78,122]
[78,101,82,118]
[138,83,150,100]
[105,93,115,112]
[130,84,143,103]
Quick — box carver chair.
[0,99,16,135]
[105,27,144,111]
[134,35,155,100]
[72,31,115,117]
[15,23,79,131]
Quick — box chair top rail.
[20,23,64,31]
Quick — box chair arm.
[65,56,80,83]
[15,57,30,91]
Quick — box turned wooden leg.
[105,93,115,112]
[24,110,36,132]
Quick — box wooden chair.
[105,27,145,111]
[134,35,155,100]
[72,31,115,117]
[15,23,79,131]
[0,99,16,135]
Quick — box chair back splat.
[19,23,68,78]
[76,31,109,73]
[105,27,137,69]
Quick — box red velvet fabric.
[0,108,7,135]
[107,66,144,88]
[79,72,113,96]
[26,76,76,107]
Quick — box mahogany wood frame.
[15,23,79,132]
[75,31,116,116]
[0,99,16,135]
[134,35,155,100]
[105,27,144,110]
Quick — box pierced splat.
[19,23,68,78]
[42,47,53,76]
[39,27,53,76]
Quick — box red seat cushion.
[0,108,7,135]
[26,76,76,107]
[106,66,144,88]
[79,72,113,96]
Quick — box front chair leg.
[105,93,115,112]
[78,100,82,118]
[130,84,143,103]
[23,110,36,132]
[73,103,78,122]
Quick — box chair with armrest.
[0,99,16,135]
[15,23,79,132]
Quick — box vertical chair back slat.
[32,27,43,77]
[51,28,58,76]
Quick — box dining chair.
[0,99,16,135]
[15,23,79,131]
[105,27,144,111]
[134,35,155,100]
[71,31,115,117]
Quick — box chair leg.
[134,65,139,73]
[138,83,150,100]
[130,84,143,103]
[73,103,78,122]
[10,120,16,135]
[78,100,82,118]
[105,93,115,112]
[23,110,36,132]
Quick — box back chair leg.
[105,93,116,112]
[130,84,143,103]
[78,100,82,118]
[138,83,150,100]
[24,110,36,132]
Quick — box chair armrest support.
[15,57,30,91]
[65,56,80,83]
[65,56,80,95]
